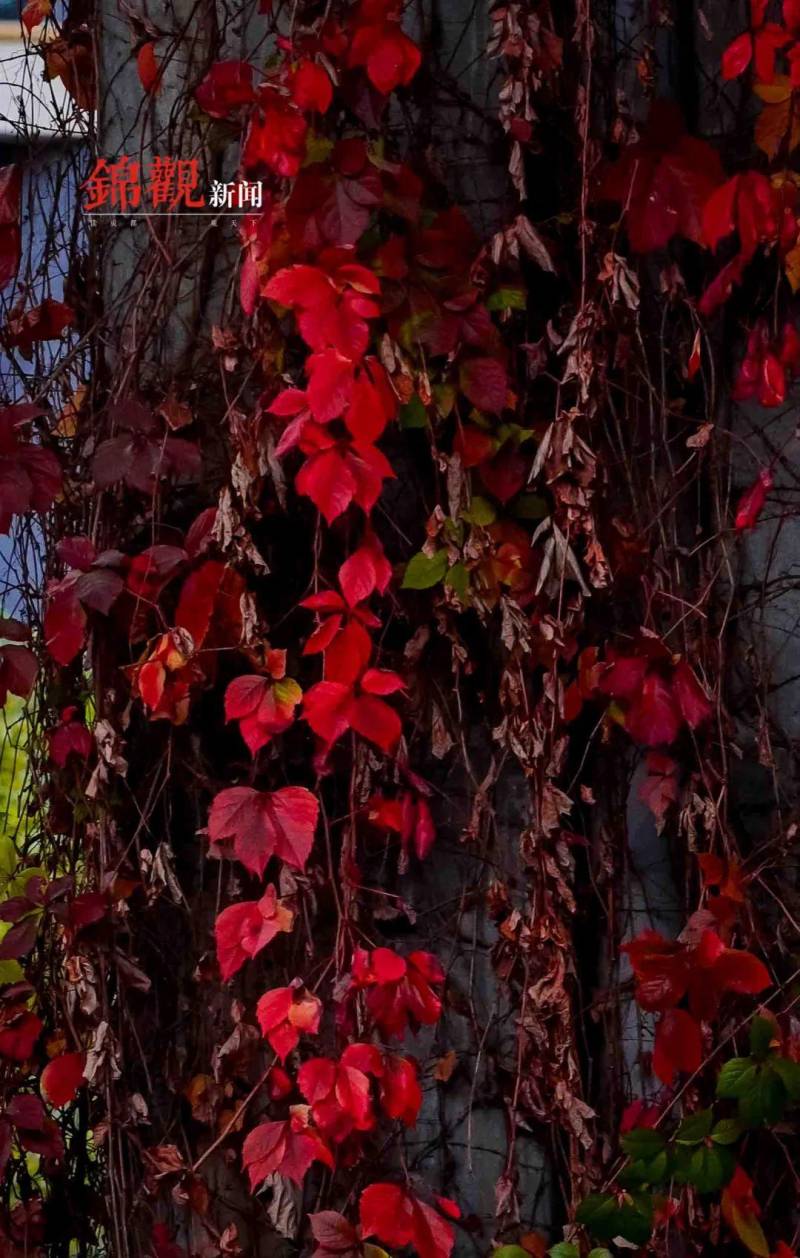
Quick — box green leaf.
[576,1193,653,1245]
[402,550,448,590]
[487,286,526,312]
[675,1109,713,1145]
[711,1118,743,1146]
[621,1128,665,1160]
[587,1251,612,1258]
[445,562,470,601]
[513,493,548,520]
[400,394,429,429]
[749,1015,776,1060]
[716,1057,758,1099]
[619,1149,669,1188]
[494,1248,531,1258]
[548,1246,579,1258]
[737,1063,786,1126]
[771,1054,800,1101]
[686,1144,735,1194]
[462,496,496,526]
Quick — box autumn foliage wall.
[1,1,800,1257]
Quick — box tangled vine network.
[1,0,800,1256]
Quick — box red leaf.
[359,1184,458,1258]
[339,535,389,607]
[349,695,402,752]
[137,41,162,94]
[290,60,333,113]
[349,22,421,95]
[44,576,87,666]
[3,298,74,358]
[309,1211,361,1258]
[351,947,444,1038]
[208,785,318,874]
[256,985,322,1060]
[735,469,773,531]
[0,402,62,532]
[195,60,255,118]
[0,642,37,705]
[215,885,294,981]
[626,672,682,746]
[296,447,358,523]
[600,102,724,252]
[360,668,404,695]
[459,357,509,414]
[323,619,373,686]
[0,166,21,289]
[224,674,301,755]
[653,1008,703,1084]
[298,1056,374,1140]
[40,1051,86,1106]
[244,99,308,178]
[722,31,753,80]
[242,1108,333,1190]
[672,661,712,730]
[0,1010,42,1061]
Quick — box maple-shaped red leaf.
[242,1106,333,1190]
[348,15,422,95]
[653,1008,703,1085]
[295,439,395,524]
[194,60,256,118]
[624,922,771,1020]
[266,256,381,359]
[92,397,200,495]
[351,946,444,1038]
[722,24,788,82]
[256,984,322,1060]
[215,884,294,981]
[303,672,403,753]
[225,673,302,755]
[243,96,308,178]
[298,1054,375,1141]
[301,590,377,686]
[40,1051,86,1106]
[2,298,74,359]
[359,1183,459,1258]
[0,165,21,289]
[0,402,62,533]
[637,752,679,831]
[599,101,724,252]
[735,469,773,531]
[207,785,319,875]
[309,1211,361,1258]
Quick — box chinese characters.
[82,157,263,215]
